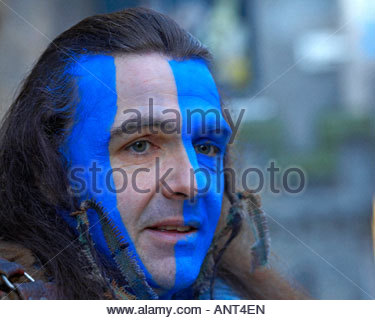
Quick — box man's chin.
[141,254,176,291]
[149,274,198,298]
[142,255,200,297]
[136,235,206,296]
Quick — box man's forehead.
[168,59,220,106]
[70,53,221,115]
[114,53,177,108]
[115,54,221,112]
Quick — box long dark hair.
[0,8,304,299]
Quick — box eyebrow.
[198,118,231,135]
[110,114,165,139]
[109,111,232,140]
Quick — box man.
[0,8,302,299]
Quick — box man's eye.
[128,140,150,153]
[194,143,219,156]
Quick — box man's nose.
[160,144,197,201]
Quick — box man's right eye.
[194,143,219,157]
[127,140,150,153]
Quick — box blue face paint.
[60,55,231,298]
[60,55,154,285]
[167,59,231,294]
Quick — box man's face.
[62,53,231,296]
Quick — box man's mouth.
[151,225,195,233]
[144,220,199,243]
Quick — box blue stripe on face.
[60,55,153,284]
[168,59,231,294]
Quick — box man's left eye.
[194,143,219,156]
[128,140,150,153]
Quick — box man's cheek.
[204,172,223,238]
[113,168,152,234]
[112,166,154,195]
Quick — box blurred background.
[0,0,374,299]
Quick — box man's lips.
[143,218,199,243]
[149,225,195,232]
[145,219,198,233]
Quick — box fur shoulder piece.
[0,239,57,299]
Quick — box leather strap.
[0,257,57,299]
[0,257,25,278]
[16,281,57,300]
